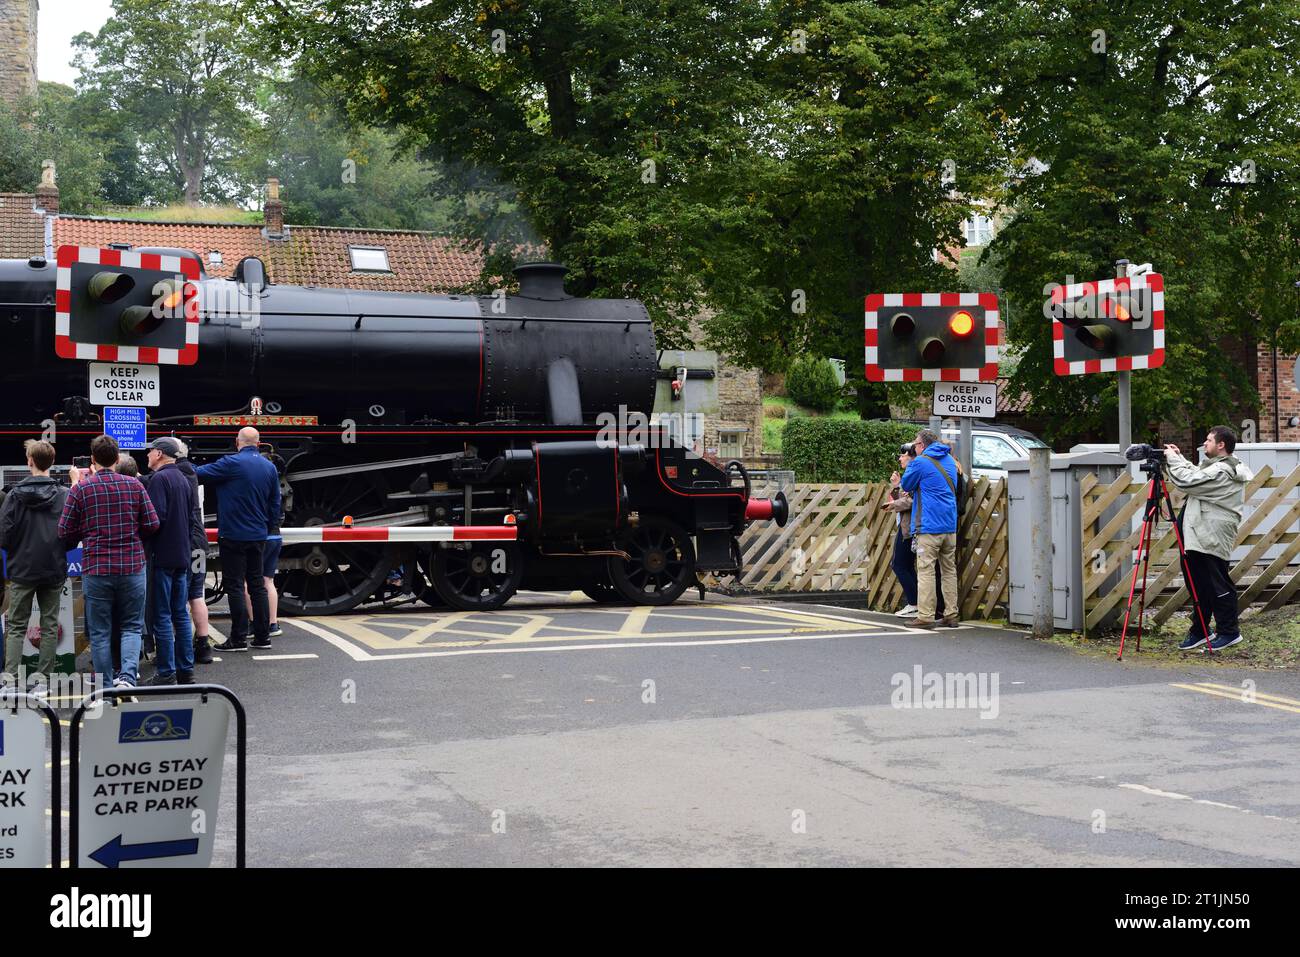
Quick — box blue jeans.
[84,571,147,685]
[152,567,195,678]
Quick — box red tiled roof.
[0,193,45,259]
[996,376,1030,415]
[51,216,485,293]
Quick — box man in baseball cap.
[144,436,199,683]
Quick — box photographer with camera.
[899,429,961,629]
[885,443,946,619]
[1161,426,1252,651]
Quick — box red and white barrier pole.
[204,525,518,544]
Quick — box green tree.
[982,0,1300,441]
[241,75,458,232]
[250,0,1003,359]
[73,0,267,205]
[0,83,107,213]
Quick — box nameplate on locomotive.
[192,415,318,426]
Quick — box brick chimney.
[34,159,58,214]
[264,177,284,237]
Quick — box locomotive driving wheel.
[276,462,395,616]
[414,546,446,608]
[430,541,524,611]
[606,517,697,606]
[581,568,630,605]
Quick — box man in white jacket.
[1163,426,1253,651]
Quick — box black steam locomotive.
[0,249,787,614]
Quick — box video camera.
[1124,443,1166,474]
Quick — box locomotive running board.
[285,451,465,482]
[205,526,517,543]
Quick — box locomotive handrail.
[195,310,652,326]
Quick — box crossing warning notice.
[933,381,997,418]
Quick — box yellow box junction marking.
[297,602,882,653]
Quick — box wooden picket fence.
[721,477,1009,619]
[1080,463,1300,635]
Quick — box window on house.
[348,246,391,272]
[719,430,746,460]
[964,215,994,247]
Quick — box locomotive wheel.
[276,459,394,615]
[430,542,523,611]
[415,547,446,608]
[203,567,224,607]
[581,571,630,605]
[606,518,697,606]
[278,543,394,616]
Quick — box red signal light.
[1103,298,1131,322]
[948,310,975,337]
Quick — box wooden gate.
[722,478,1009,619]
[1079,463,1300,634]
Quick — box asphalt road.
[95,593,1300,866]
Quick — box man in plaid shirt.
[58,434,159,688]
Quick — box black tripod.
[1117,457,1213,660]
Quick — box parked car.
[938,422,1050,481]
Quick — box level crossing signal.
[865,292,999,382]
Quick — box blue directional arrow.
[88,834,200,868]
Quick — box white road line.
[1117,783,1296,823]
[290,628,898,662]
[252,653,318,661]
[289,619,374,661]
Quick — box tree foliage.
[786,355,842,413]
[73,0,268,205]
[980,0,1300,441]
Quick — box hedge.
[781,418,921,483]
[785,355,841,413]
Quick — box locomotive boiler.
[0,248,788,614]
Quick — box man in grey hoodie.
[1164,426,1253,651]
[0,440,69,688]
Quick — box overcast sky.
[37,0,116,86]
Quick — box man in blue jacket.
[899,429,960,629]
[144,437,199,684]
[197,428,281,652]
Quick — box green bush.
[785,355,841,413]
[782,418,920,482]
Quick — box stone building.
[685,314,764,461]
[0,0,38,106]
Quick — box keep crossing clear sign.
[0,707,47,868]
[78,698,229,868]
[933,381,998,418]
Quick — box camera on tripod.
[1125,443,1166,473]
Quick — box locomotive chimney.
[513,262,570,300]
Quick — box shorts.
[262,538,283,579]
[188,566,206,601]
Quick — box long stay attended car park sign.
[78,699,229,868]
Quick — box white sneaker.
[895,604,919,617]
